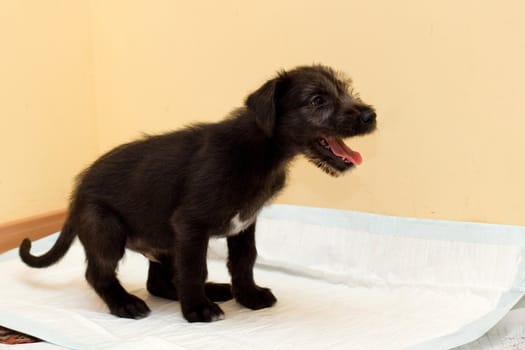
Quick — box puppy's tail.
[19,219,76,268]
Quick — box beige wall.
[2,1,525,225]
[0,1,98,222]
[91,1,525,225]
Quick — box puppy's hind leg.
[205,282,233,302]
[147,257,179,300]
[78,203,150,319]
[147,255,232,302]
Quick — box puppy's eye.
[310,95,325,107]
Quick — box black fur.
[19,65,376,322]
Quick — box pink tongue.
[326,137,363,165]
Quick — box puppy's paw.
[109,294,151,319]
[183,300,224,322]
[234,285,277,310]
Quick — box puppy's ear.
[246,76,283,137]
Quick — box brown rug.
[0,326,41,344]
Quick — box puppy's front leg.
[227,222,277,310]
[174,232,224,322]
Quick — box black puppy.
[19,65,376,322]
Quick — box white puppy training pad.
[456,307,525,350]
[1,204,525,350]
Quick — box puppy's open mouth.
[318,136,362,165]
[306,136,362,176]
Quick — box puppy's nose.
[360,109,376,124]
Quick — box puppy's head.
[246,65,377,176]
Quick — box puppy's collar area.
[318,136,362,165]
